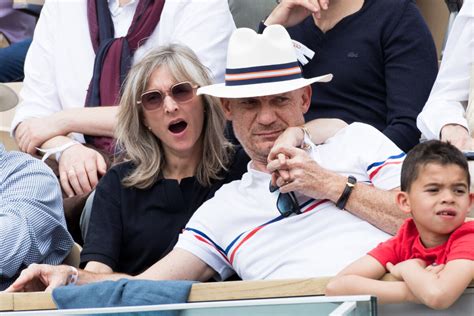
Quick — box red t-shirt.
[369,218,474,267]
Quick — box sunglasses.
[269,182,301,217]
[137,81,198,111]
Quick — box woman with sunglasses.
[79,44,248,275]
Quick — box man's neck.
[251,159,271,173]
[118,0,132,7]
[313,0,364,33]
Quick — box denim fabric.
[52,279,195,316]
[0,38,31,82]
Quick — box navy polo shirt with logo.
[260,0,438,152]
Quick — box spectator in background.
[0,0,36,82]
[417,0,474,150]
[10,0,235,241]
[263,0,438,152]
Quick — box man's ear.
[220,98,233,121]
[300,85,312,114]
[396,191,411,214]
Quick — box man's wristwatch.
[336,175,357,209]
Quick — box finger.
[7,265,40,292]
[386,262,394,272]
[76,170,93,194]
[267,159,282,172]
[68,168,85,195]
[278,169,291,183]
[96,154,107,176]
[271,172,279,188]
[318,0,329,10]
[85,160,100,189]
[60,170,75,197]
[278,153,287,166]
[26,141,39,155]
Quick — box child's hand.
[386,259,426,280]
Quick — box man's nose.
[256,104,277,125]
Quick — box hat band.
[225,61,302,86]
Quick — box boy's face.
[397,163,473,245]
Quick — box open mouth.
[436,210,457,217]
[168,120,188,134]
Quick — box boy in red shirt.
[326,140,474,309]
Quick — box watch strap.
[336,175,357,209]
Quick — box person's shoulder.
[328,122,383,143]
[2,150,55,179]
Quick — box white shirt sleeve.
[140,0,235,83]
[175,191,236,281]
[417,0,474,140]
[11,0,63,134]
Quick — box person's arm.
[15,107,118,154]
[417,1,474,148]
[268,147,403,234]
[264,0,329,26]
[381,1,438,152]
[387,259,474,309]
[5,249,213,292]
[269,118,347,150]
[84,261,113,274]
[0,153,73,284]
[268,123,407,234]
[326,255,419,304]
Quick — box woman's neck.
[162,141,203,182]
[313,0,364,33]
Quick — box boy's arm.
[394,259,474,310]
[325,255,419,304]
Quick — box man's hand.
[59,144,107,197]
[440,124,474,151]
[265,0,330,27]
[267,146,341,200]
[5,264,72,293]
[386,259,426,281]
[15,117,65,154]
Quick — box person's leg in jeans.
[0,38,32,82]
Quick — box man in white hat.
[7,25,406,290]
[0,85,73,290]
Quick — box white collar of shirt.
[107,0,138,37]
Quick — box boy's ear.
[469,192,474,209]
[396,191,411,214]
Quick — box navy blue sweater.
[262,0,438,152]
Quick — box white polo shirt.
[176,123,405,280]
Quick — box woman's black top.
[80,148,249,275]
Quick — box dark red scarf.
[85,0,165,153]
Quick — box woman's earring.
[147,126,152,131]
